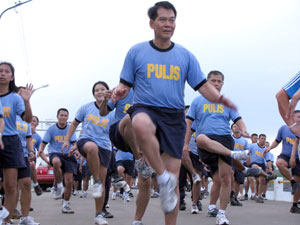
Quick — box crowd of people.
[0,1,300,225]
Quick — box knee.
[4,180,17,192]
[52,159,61,168]
[196,134,207,148]
[276,160,284,169]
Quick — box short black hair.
[294,110,300,114]
[251,133,258,137]
[148,1,177,20]
[33,115,39,123]
[92,81,109,95]
[259,134,266,139]
[57,108,69,116]
[207,70,224,81]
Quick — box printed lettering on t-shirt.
[147,64,180,81]
[255,150,264,158]
[234,143,244,150]
[203,104,224,113]
[3,107,11,117]
[16,121,28,132]
[123,103,132,113]
[54,136,65,143]
[286,137,295,145]
[87,114,109,127]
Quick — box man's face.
[150,7,176,42]
[57,110,68,125]
[251,135,258,143]
[208,74,223,92]
[258,135,266,146]
[293,112,300,124]
[231,124,240,134]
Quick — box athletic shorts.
[18,157,31,180]
[0,135,26,169]
[49,153,77,175]
[77,138,112,168]
[128,104,186,159]
[116,160,135,177]
[198,134,234,176]
[234,167,245,184]
[189,152,203,172]
[283,71,300,99]
[250,162,266,172]
[277,154,300,176]
[109,121,132,153]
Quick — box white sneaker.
[80,191,88,198]
[111,192,117,200]
[18,216,40,225]
[123,192,130,203]
[132,221,144,225]
[94,214,108,225]
[216,213,229,225]
[62,202,74,214]
[73,190,78,196]
[192,173,201,183]
[158,172,178,213]
[191,203,199,214]
[0,206,9,225]
[53,186,65,200]
[231,150,249,160]
[93,182,103,198]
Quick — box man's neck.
[153,38,172,49]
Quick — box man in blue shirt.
[112,2,237,224]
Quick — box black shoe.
[266,172,277,182]
[101,209,114,218]
[179,201,186,211]
[129,192,134,198]
[34,185,43,196]
[231,198,243,206]
[197,200,202,211]
[244,194,248,200]
[29,207,34,211]
[290,205,300,214]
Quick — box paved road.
[25,189,299,225]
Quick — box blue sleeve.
[107,99,116,111]
[186,52,206,90]
[36,136,42,149]
[229,108,240,122]
[187,98,198,120]
[43,127,52,143]
[27,123,32,137]
[244,140,249,150]
[15,95,25,117]
[275,126,284,142]
[75,105,86,123]
[120,48,135,85]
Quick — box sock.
[62,200,69,207]
[230,151,235,158]
[94,179,101,184]
[33,183,39,187]
[242,168,248,174]
[95,212,102,217]
[208,204,217,210]
[218,209,225,215]
[57,182,63,188]
[157,170,170,185]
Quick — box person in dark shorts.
[38,108,77,214]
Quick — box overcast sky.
[1,0,300,156]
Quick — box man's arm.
[288,88,300,120]
[111,83,130,103]
[235,119,250,138]
[198,82,237,110]
[38,142,50,165]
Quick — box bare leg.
[218,159,232,210]
[18,177,31,217]
[3,168,18,223]
[52,157,63,183]
[135,174,151,221]
[197,134,232,157]
[63,173,73,201]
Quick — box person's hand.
[19,83,34,102]
[241,131,251,138]
[68,145,77,157]
[61,142,69,154]
[104,90,113,101]
[111,87,127,103]
[220,95,237,111]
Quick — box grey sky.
[1,0,300,156]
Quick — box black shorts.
[250,162,266,172]
[77,138,112,168]
[0,135,26,169]
[198,134,234,176]
[82,164,92,177]
[234,167,245,184]
[109,121,132,153]
[49,153,77,175]
[277,154,300,176]
[128,104,186,159]
[18,157,31,180]
[189,152,203,172]
[116,160,135,177]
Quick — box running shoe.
[0,206,9,225]
[101,209,114,218]
[256,196,264,203]
[230,198,243,206]
[245,167,261,177]
[207,208,219,217]
[111,192,117,200]
[231,150,249,160]
[53,186,65,200]
[197,200,202,211]
[73,190,79,196]
[132,221,144,225]
[192,173,201,183]
[18,216,40,225]
[80,191,88,198]
[34,185,43,196]
[12,208,21,219]
[151,191,160,198]
[216,213,229,225]
[191,203,199,214]
[94,214,108,225]
[266,172,277,181]
[158,172,178,213]
[62,203,74,214]
[179,200,186,211]
[290,205,300,214]
[93,182,103,198]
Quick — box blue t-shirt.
[107,89,133,122]
[16,115,32,158]
[232,135,249,151]
[283,71,300,99]
[275,125,298,158]
[115,149,134,161]
[265,152,274,162]
[120,41,206,109]
[0,92,25,135]
[187,95,241,136]
[189,122,198,156]
[75,101,115,151]
[43,123,77,154]
[32,132,42,153]
[0,101,3,118]
[249,143,266,164]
